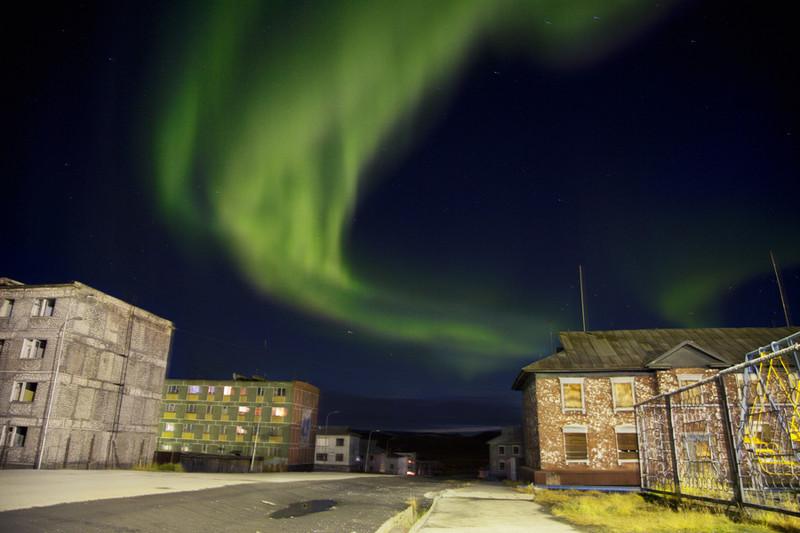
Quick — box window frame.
[5,426,28,447]
[335,437,345,447]
[11,381,38,402]
[316,453,328,462]
[563,424,589,464]
[20,338,47,359]
[335,453,344,462]
[678,374,704,405]
[31,298,55,317]
[615,424,639,464]
[559,377,586,413]
[512,445,520,455]
[498,445,506,456]
[0,299,14,318]
[610,377,636,411]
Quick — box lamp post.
[364,429,380,473]
[37,316,83,469]
[249,420,261,473]
[324,410,341,435]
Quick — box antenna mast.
[770,250,793,326]
[579,264,587,332]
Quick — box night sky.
[5,1,799,431]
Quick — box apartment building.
[314,427,370,472]
[156,377,319,471]
[512,327,798,486]
[487,426,523,480]
[0,278,174,468]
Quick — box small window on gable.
[0,299,14,317]
[560,378,585,412]
[611,377,635,411]
[563,425,588,463]
[31,298,55,317]
[615,425,639,462]
[678,374,704,405]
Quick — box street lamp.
[37,316,84,469]
[324,410,341,434]
[364,429,380,473]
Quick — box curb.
[374,504,416,533]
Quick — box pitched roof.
[512,327,799,389]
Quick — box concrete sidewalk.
[0,470,373,511]
[413,483,578,532]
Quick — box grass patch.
[533,489,783,533]
[132,462,185,472]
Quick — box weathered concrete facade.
[513,328,798,486]
[0,278,173,468]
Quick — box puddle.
[270,500,336,519]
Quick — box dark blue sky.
[5,1,799,429]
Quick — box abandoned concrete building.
[487,426,523,480]
[156,377,319,471]
[512,327,799,486]
[0,278,174,468]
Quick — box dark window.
[617,433,639,461]
[512,445,520,455]
[335,453,344,462]
[498,445,506,455]
[564,433,588,462]
[11,382,38,402]
[336,438,345,446]
[7,426,28,447]
[316,453,328,461]
[31,298,55,317]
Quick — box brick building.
[0,278,174,468]
[156,377,319,471]
[512,327,798,486]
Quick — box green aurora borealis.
[153,0,797,374]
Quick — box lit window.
[615,425,639,462]
[208,386,216,394]
[238,406,250,414]
[31,298,55,317]
[11,382,38,402]
[239,387,248,396]
[166,384,179,394]
[272,407,287,417]
[161,444,172,451]
[188,385,201,394]
[317,437,329,447]
[254,407,262,417]
[0,299,14,317]
[20,339,47,359]
[165,423,175,432]
[563,425,588,463]
[223,386,232,396]
[236,426,247,435]
[498,445,506,456]
[5,426,28,447]
[678,374,703,405]
[611,377,635,411]
[559,378,585,412]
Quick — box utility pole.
[770,250,793,327]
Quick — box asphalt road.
[0,476,447,533]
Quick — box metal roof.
[512,327,799,389]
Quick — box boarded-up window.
[613,381,634,409]
[617,432,639,461]
[564,433,588,461]
[678,377,702,405]
[562,383,583,410]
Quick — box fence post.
[664,395,681,497]
[716,375,744,506]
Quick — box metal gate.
[635,332,800,515]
